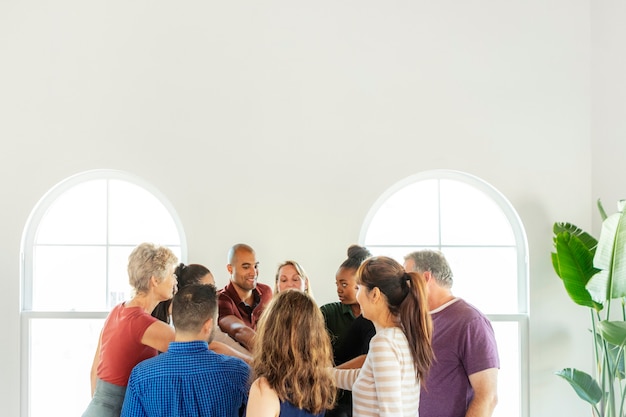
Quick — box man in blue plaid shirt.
[121,283,250,417]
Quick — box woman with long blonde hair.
[246,290,336,417]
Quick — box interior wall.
[592,1,626,229]
[0,1,593,416]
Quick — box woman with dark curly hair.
[321,245,375,417]
[151,262,251,362]
[246,290,336,417]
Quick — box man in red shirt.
[218,243,272,351]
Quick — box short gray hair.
[404,250,453,288]
[128,243,178,293]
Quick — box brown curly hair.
[252,290,336,414]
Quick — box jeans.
[82,378,127,417]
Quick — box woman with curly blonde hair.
[83,242,179,417]
[246,290,336,417]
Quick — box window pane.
[440,179,515,246]
[35,180,107,245]
[24,170,188,417]
[32,246,106,311]
[443,247,518,314]
[108,180,181,245]
[30,318,104,417]
[364,180,439,246]
[106,245,181,309]
[107,246,136,309]
[366,245,440,265]
[360,171,526,417]
[491,321,521,417]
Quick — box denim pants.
[82,378,127,417]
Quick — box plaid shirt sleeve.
[120,368,147,417]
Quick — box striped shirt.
[333,327,420,417]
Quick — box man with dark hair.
[121,284,249,417]
[404,249,499,417]
[218,243,273,351]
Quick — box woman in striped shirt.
[332,256,433,417]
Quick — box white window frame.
[359,169,529,417]
[19,169,187,417]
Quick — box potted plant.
[552,200,626,417]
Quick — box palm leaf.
[554,222,598,251]
[598,321,626,379]
[591,210,626,301]
[555,368,603,405]
[552,230,602,310]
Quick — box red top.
[218,282,273,330]
[96,303,158,386]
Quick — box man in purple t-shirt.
[404,250,499,417]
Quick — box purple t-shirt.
[419,298,500,417]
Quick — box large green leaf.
[555,368,603,405]
[552,230,602,310]
[554,222,598,252]
[597,321,626,379]
[590,210,626,301]
[599,320,626,347]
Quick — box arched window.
[360,169,529,417]
[20,170,186,417]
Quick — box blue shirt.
[279,400,324,417]
[121,340,250,417]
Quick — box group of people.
[82,241,500,417]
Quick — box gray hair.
[128,242,178,293]
[404,249,454,288]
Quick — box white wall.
[592,1,626,227]
[0,1,596,416]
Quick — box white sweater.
[333,327,420,417]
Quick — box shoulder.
[122,306,158,332]
[369,328,406,353]
[451,300,495,332]
[320,302,341,314]
[249,377,280,415]
[252,376,273,392]
[435,299,489,324]
[216,356,251,388]
[219,354,251,375]
[218,284,238,303]
[110,303,125,314]
[353,315,375,330]
[219,282,234,296]
[251,377,278,401]
[255,282,273,299]
[451,298,486,315]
